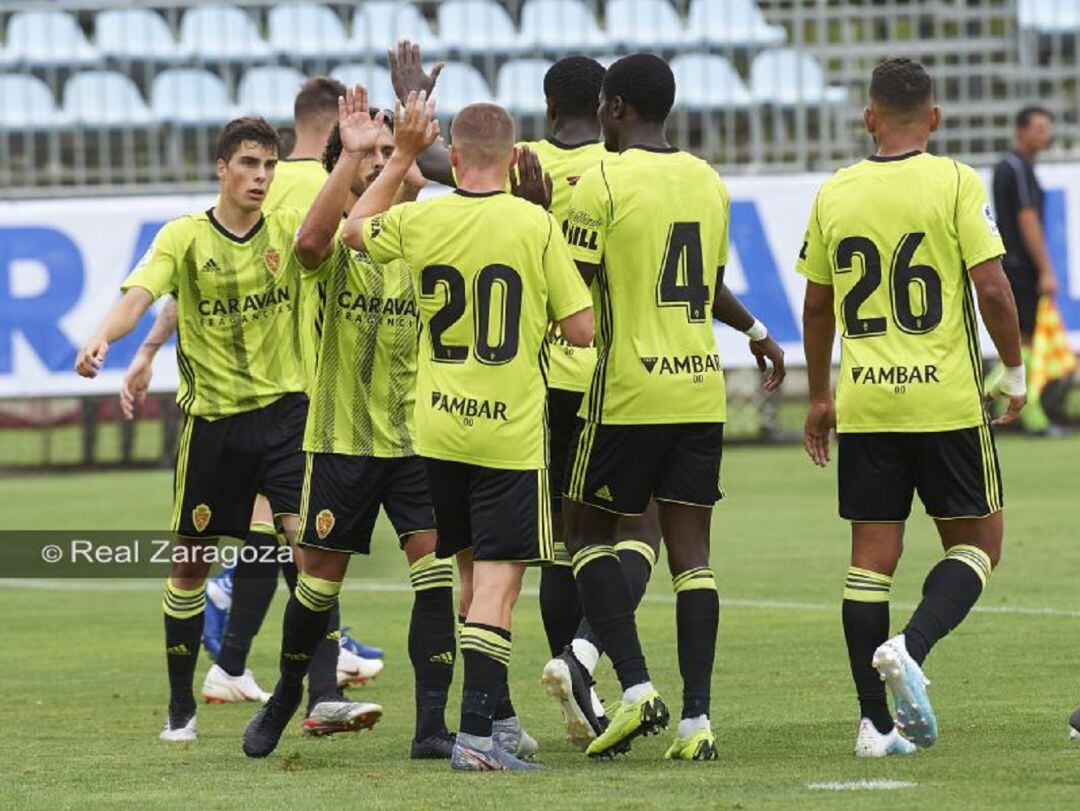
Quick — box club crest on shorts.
[315,509,335,540]
[192,503,212,533]
[264,249,281,276]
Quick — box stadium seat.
[151,68,235,125]
[517,0,608,53]
[434,61,495,116]
[0,73,65,128]
[750,49,847,105]
[3,11,100,67]
[351,2,444,58]
[604,0,686,49]
[95,9,189,63]
[237,66,308,121]
[268,4,351,59]
[684,0,786,47]
[179,5,272,62]
[671,54,754,110]
[437,0,522,55]
[496,58,553,115]
[329,63,396,108]
[63,71,154,127]
[1018,0,1080,32]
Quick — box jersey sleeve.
[565,164,610,266]
[955,162,1005,270]
[542,215,593,321]
[361,203,409,266]
[795,191,832,285]
[121,219,184,299]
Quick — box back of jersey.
[797,152,1005,432]
[566,148,730,425]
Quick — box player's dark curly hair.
[321,109,395,174]
[869,58,933,114]
[216,116,279,162]
[602,53,675,123]
[543,56,606,118]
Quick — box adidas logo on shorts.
[594,484,614,502]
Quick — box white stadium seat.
[4,11,100,67]
[151,68,235,125]
[329,63,396,108]
[352,2,444,58]
[496,58,554,115]
[518,0,608,52]
[684,0,786,48]
[237,66,308,121]
[179,5,272,62]
[437,0,522,55]
[95,9,189,63]
[604,0,686,49]
[750,49,847,105]
[671,53,754,110]
[63,71,154,126]
[1018,0,1080,32]
[268,4,351,59]
[0,73,65,128]
[434,61,495,116]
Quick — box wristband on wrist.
[744,319,768,342]
[999,364,1026,397]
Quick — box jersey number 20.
[420,264,523,365]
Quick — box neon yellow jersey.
[796,151,1005,433]
[517,138,607,393]
[302,241,419,458]
[122,207,307,419]
[566,147,729,425]
[362,190,593,470]
[264,158,330,387]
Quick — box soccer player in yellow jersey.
[346,99,594,770]
[76,118,309,742]
[561,54,785,761]
[798,58,1026,756]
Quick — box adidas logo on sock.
[429,651,455,665]
[165,643,191,656]
[200,258,221,273]
[594,484,613,502]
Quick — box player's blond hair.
[450,103,516,170]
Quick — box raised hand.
[388,39,444,103]
[338,84,384,156]
[393,91,440,159]
[510,147,553,210]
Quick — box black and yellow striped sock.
[217,522,279,676]
[459,622,512,738]
[279,572,342,696]
[571,544,650,690]
[408,553,456,740]
[903,544,991,665]
[162,578,206,721]
[842,566,893,734]
[575,539,658,654]
[672,566,719,720]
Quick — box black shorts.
[837,425,1004,522]
[548,387,585,514]
[425,458,553,565]
[565,421,724,515]
[172,393,307,538]
[1005,263,1038,337]
[297,453,435,554]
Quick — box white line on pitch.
[807,780,917,791]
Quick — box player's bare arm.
[120,296,177,419]
[971,257,1028,425]
[510,147,553,210]
[1016,207,1058,297]
[341,91,439,251]
[75,287,155,379]
[388,39,454,187]
[296,84,384,269]
[801,280,837,467]
[712,272,785,390]
[559,307,594,347]
[392,159,428,205]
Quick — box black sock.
[459,622,511,738]
[539,564,582,656]
[673,567,719,720]
[217,525,280,677]
[574,539,656,654]
[903,545,991,665]
[842,567,893,734]
[572,545,649,690]
[494,681,515,722]
[162,579,205,723]
[280,556,298,594]
[277,573,340,700]
[408,554,456,740]
[307,602,342,708]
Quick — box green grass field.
[2,436,1079,809]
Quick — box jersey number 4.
[656,222,709,323]
[420,264,523,365]
[836,233,943,338]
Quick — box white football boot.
[159,714,197,742]
[872,634,938,748]
[854,717,917,758]
[201,664,271,704]
[303,700,383,736]
[336,645,385,687]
